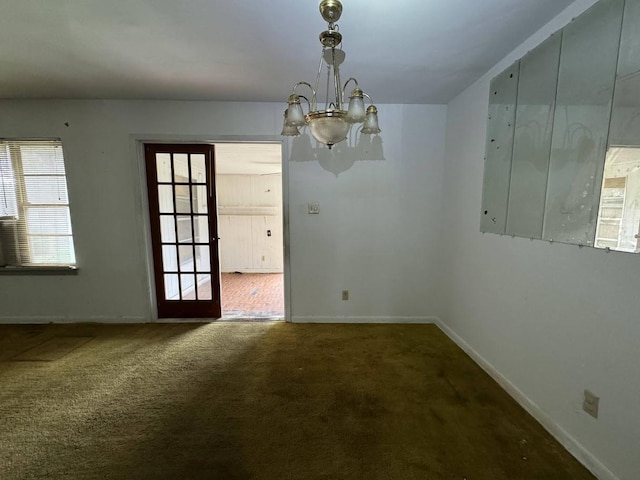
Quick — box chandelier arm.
[292,82,314,96]
[342,77,359,100]
[297,95,312,112]
[362,92,374,105]
[292,82,316,114]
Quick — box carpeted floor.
[0,323,595,480]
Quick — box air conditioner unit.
[0,216,22,266]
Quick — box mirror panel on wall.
[608,0,640,147]
[481,0,640,253]
[596,0,640,253]
[506,33,561,239]
[542,0,624,246]
[480,63,519,234]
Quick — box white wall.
[0,100,447,324]
[440,0,640,478]
[288,104,447,322]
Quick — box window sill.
[0,266,78,276]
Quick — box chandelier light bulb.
[361,105,381,135]
[286,95,306,127]
[281,110,300,136]
[346,88,366,123]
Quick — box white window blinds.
[0,140,76,267]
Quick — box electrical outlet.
[583,390,599,419]
[342,290,349,301]
[308,202,320,214]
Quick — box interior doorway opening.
[214,143,285,320]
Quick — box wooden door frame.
[145,143,221,318]
[133,135,290,322]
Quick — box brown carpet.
[0,323,595,480]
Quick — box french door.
[145,144,221,318]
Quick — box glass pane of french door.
[145,144,221,318]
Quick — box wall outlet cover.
[583,389,599,419]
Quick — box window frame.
[0,139,78,274]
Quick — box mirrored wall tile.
[481,62,520,234]
[542,0,624,246]
[507,33,561,239]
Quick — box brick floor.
[221,272,284,320]
[179,272,284,319]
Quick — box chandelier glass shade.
[281,0,380,149]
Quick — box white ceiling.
[0,0,576,104]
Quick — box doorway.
[215,143,284,320]
[144,142,285,321]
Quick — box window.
[0,139,76,267]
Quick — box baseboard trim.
[291,316,438,324]
[0,316,147,324]
[435,319,619,480]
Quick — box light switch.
[308,202,320,214]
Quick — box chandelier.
[281,0,381,149]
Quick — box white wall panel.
[216,175,251,206]
[251,175,281,206]
[218,215,253,272]
[251,215,283,270]
[216,174,283,273]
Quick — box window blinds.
[0,140,76,267]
